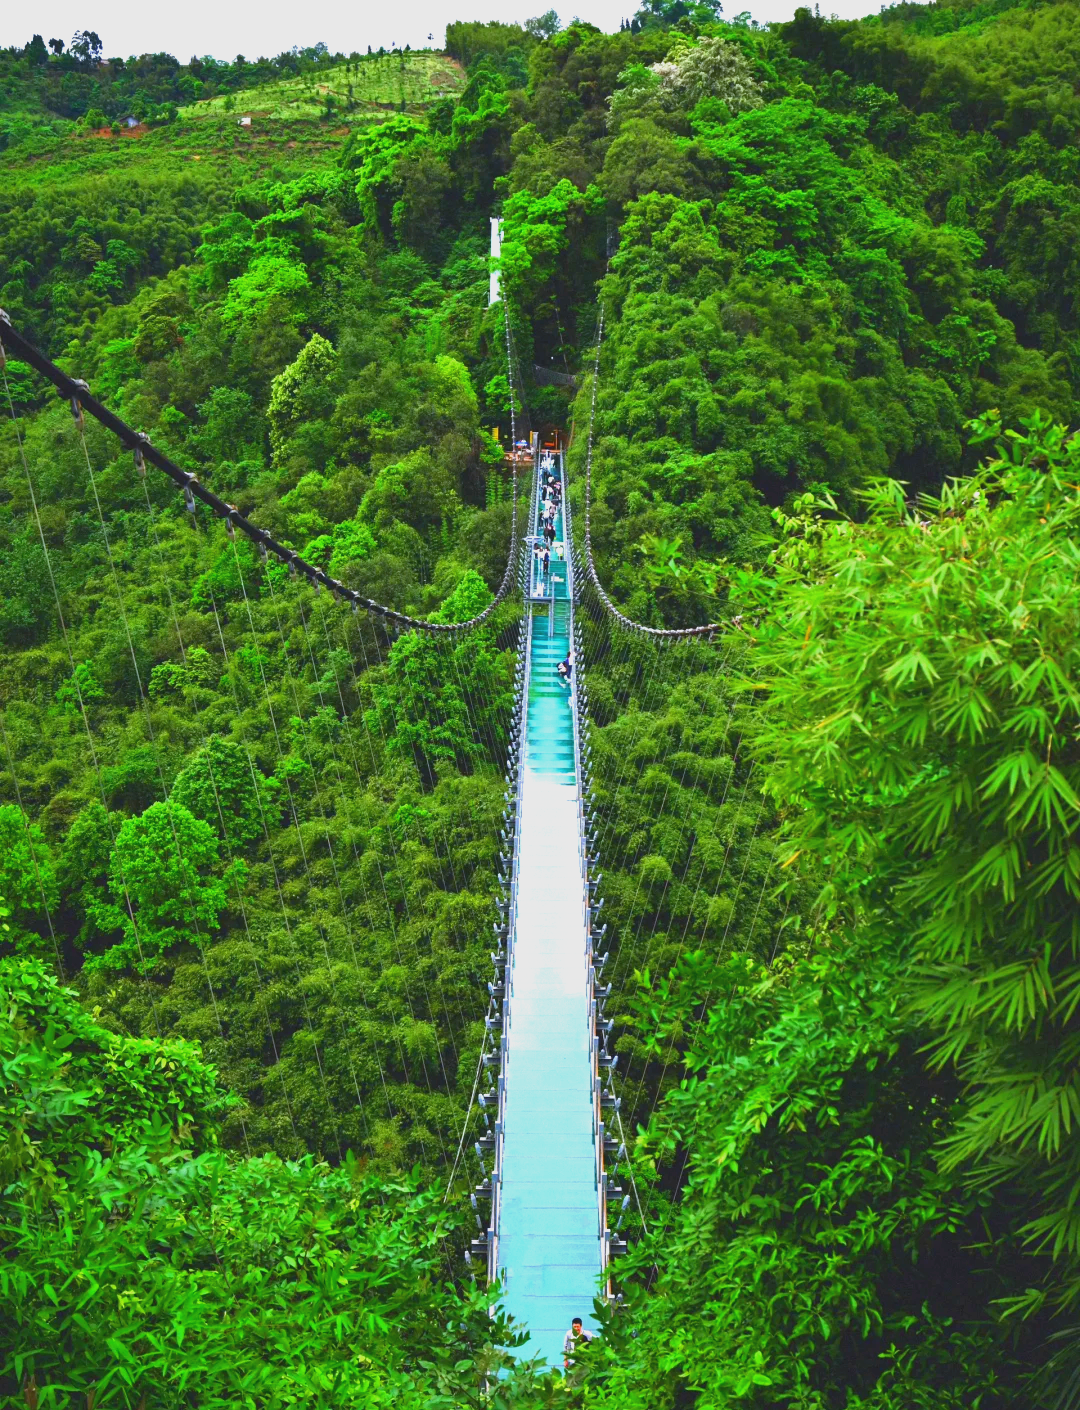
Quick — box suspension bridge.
[0,289,750,1370]
[478,447,612,1361]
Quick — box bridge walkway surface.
[493,457,604,1365]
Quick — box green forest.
[1,0,1079,1402]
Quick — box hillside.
[2,0,1080,1404]
[182,50,466,121]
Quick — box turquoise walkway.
[494,465,603,1365]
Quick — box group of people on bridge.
[534,466,565,583]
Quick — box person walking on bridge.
[563,1316,594,1373]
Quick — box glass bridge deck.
[495,467,603,1365]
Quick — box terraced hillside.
[183,50,465,122]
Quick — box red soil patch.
[88,123,149,138]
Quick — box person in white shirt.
[563,1316,594,1369]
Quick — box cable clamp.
[133,434,149,478]
[183,473,200,515]
[224,503,239,540]
[69,379,89,431]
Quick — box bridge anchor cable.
[0,307,525,636]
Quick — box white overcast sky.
[1,0,882,64]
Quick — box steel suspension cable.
[0,305,524,638]
[640,791,781,1277]
[1,361,166,1031]
[135,476,305,1144]
[303,605,430,1110]
[272,599,473,1272]
[0,279,530,1162]
[616,637,746,984]
[574,300,732,641]
[575,629,726,1148]
[246,564,388,1142]
[302,594,457,1116]
[321,614,432,1105]
[626,694,780,1234]
[630,647,741,988]
[345,610,475,1166]
[570,519,770,1239]
[73,413,254,1154]
[353,613,485,1168]
[202,553,348,1159]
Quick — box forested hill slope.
[2,0,1080,1404]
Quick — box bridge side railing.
[482,442,541,1284]
[564,453,626,1283]
[562,452,618,1292]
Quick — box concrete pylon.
[489,216,503,306]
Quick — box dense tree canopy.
[2,0,1079,1402]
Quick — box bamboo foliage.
[751,410,1080,1320]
